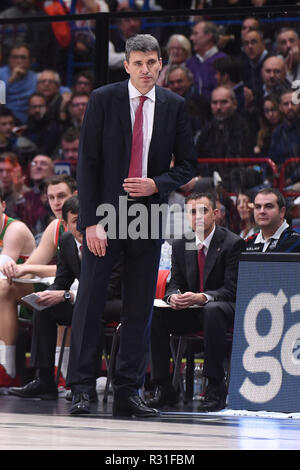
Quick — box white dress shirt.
[128,80,155,178]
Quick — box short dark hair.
[46,174,77,194]
[214,56,242,84]
[125,34,161,62]
[254,187,286,209]
[185,192,217,210]
[0,106,15,120]
[62,195,79,222]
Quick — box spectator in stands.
[246,187,300,252]
[157,34,192,87]
[109,7,142,82]
[53,128,80,178]
[62,92,89,130]
[166,64,210,137]
[0,152,24,217]
[240,16,262,42]
[36,69,70,124]
[268,88,300,166]
[275,27,300,84]
[240,29,269,96]
[14,154,54,237]
[0,174,76,388]
[8,195,123,400]
[214,55,246,113]
[236,190,258,239]
[0,107,37,165]
[0,43,37,124]
[194,86,255,192]
[24,92,62,156]
[0,0,56,69]
[148,192,245,411]
[186,20,227,101]
[261,55,291,99]
[72,70,94,95]
[254,93,283,156]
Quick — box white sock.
[0,344,16,378]
[55,346,70,379]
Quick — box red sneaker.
[0,365,20,387]
[54,367,69,389]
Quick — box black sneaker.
[8,378,58,400]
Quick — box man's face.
[277,30,299,58]
[37,71,59,101]
[47,182,73,219]
[242,30,265,62]
[66,211,83,244]
[120,17,141,39]
[8,46,31,74]
[280,92,300,123]
[186,197,217,239]
[211,87,236,121]
[30,155,53,183]
[190,22,210,53]
[261,57,286,90]
[28,95,47,120]
[0,161,14,192]
[0,116,14,138]
[254,192,285,233]
[241,18,260,40]
[69,95,89,123]
[124,50,162,94]
[61,139,79,163]
[167,69,191,96]
[74,76,93,95]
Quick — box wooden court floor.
[1,389,300,451]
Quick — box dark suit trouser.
[150,301,235,384]
[67,237,162,398]
[30,302,73,370]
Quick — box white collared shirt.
[196,46,219,63]
[128,80,155,178]
[254,220,289,252]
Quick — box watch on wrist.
[64,290,71,303]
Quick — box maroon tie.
[197,245,206,293]
[128,95,148,178]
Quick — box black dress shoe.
[147,385,178,408]
[113,394,160,418]
[70,392,92,415]
[65,389,98,402]
[8,378,58,400]
[197,381,227,412]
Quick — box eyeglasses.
[71,102,88,107]
[29,104,46,109]
[31,161,51,167]
[76,80,91,86]
[38,79,58,85]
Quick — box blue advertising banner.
[228,253,300,413]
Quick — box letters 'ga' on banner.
[228,253,300,413]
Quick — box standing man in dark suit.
[148,192,245,412]
[67,34,195,417]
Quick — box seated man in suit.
[8,195,122,399]
[245,187,300,253]
[148,192,245,412]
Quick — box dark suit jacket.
[164,225,245,303]
[76,80,196,230]
[48,231,80,293]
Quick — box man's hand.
[86,224,108,257]
[8,65,27,84]
[123,178,158,197]
[0,260,28,284]
[34,290,72,307]
[170,291,207,310]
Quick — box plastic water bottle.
[159,241,172,270]
[193,362,204,400]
